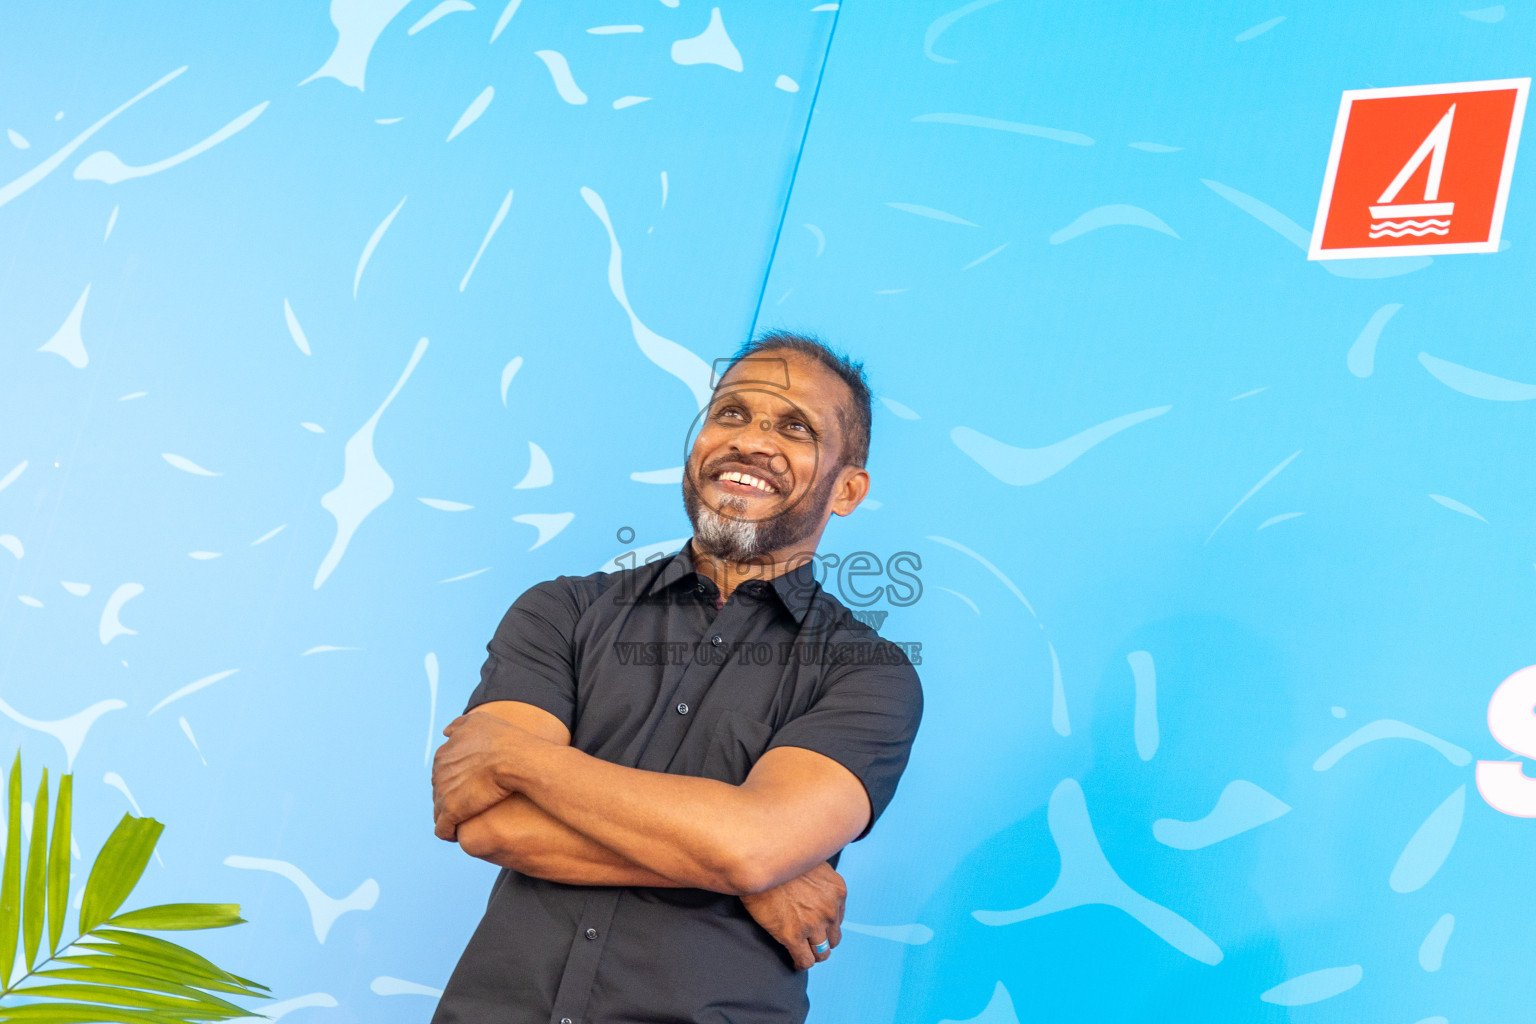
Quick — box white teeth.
[718,470,774,493]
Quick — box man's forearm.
[498,742,814,895]
[433,711,868,894]
[456,794,686,888]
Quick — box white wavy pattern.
[315,338,429,589]
[74,101,268,183]
[579,186,712,408]
[223,855,379,943]
[1369,218,1450,238]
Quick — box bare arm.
[434,711,871,895]
[450,702,684,886]
[439,702,852,968]
[458,793,847,968]
[457,794,687,886]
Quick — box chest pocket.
[700,711,776,785]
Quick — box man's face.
[682,350,850,562]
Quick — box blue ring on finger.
[813,940,831,955]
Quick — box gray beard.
[682,469,838,563]
[691,496,763,561]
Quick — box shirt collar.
[645,539,821,625]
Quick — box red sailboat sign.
[1309,78,1530,259]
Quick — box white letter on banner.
[1477,664,1536,817]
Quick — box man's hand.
[739,861,846,970]
[433,711,547,841]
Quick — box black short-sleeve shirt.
[432,540,923,1024]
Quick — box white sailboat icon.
[1310,77,1528,260]
[1370,105,1455,237]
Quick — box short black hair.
[718,330,872,469]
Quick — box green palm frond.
[2,754,24,989]
[0,753,267,1024]
[46,775,69,958]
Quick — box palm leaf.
[45,775,69,958]
[0,1001,192,1023]
[0,753,22,988]
[75,932,268,993]
[8,982,249,1019]
[51,957,262,999]
[0,754,264,1022]
[107,906,244,931]
[65,947,251,998]
[30,967,231,1001]
[23,771,48,969]
[78,816,162,936]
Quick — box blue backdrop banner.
[2,2,1533,1022]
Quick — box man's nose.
[728,417,778,452]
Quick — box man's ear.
[828,466,870,517]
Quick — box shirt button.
[712,634,723,646]
[677,702,689,715]
[585,927,598,940]
[561,1018,573,1024]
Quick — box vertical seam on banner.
[745,3,843,337]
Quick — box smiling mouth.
[712,469,780,496]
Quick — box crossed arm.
[441,702,679,887]
[432,701,867,966]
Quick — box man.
[430,331,924,1024]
